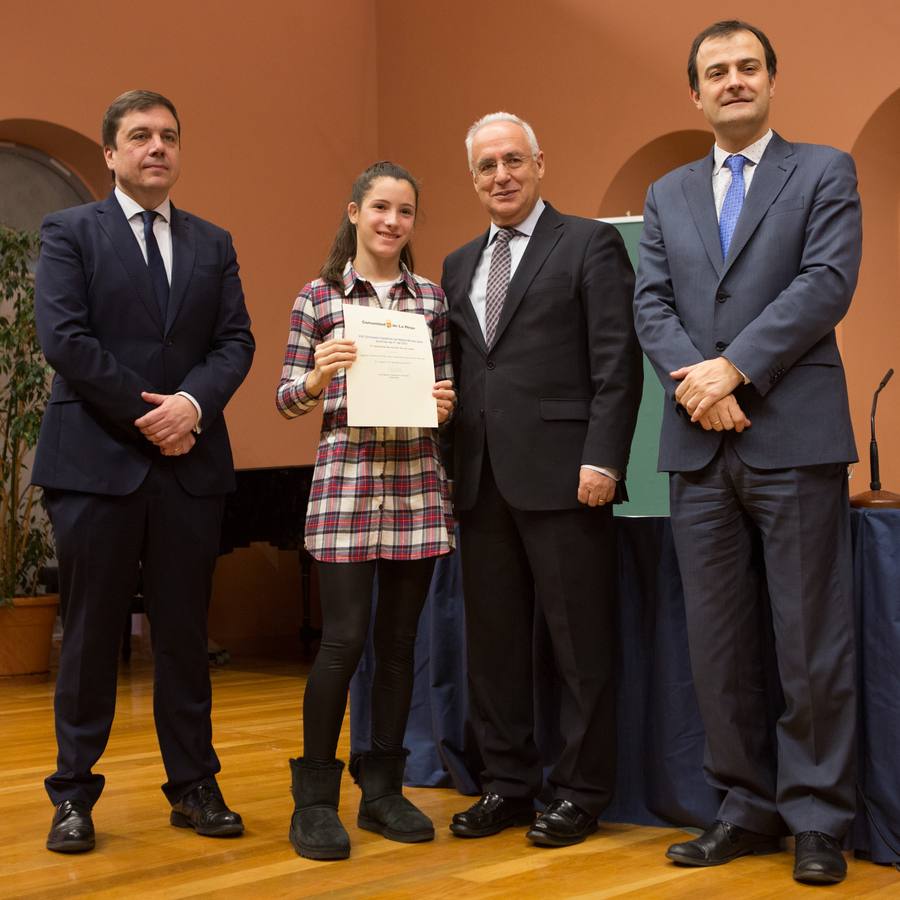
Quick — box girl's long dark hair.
[320,160,419,289]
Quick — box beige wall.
[1,0,379,474]
[3,0,897,486]
[3,1,898,645]
[377,0,900,493]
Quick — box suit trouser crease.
[669,440,856,837]
[458,453,617,815]
[45,462,224,807]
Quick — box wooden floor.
[2,654,898,899]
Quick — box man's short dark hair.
[101,90,180,148]
[688,20,777,93]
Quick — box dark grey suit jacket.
[442,202,642,511]
[634,132,861,472]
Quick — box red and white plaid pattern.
[276,262,455,563]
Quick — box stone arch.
[0,119,108,222]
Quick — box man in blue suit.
[633,21,860,886]
[33,90,254,852]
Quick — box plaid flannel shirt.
[276,261,455,562]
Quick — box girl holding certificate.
[276,161,455,860]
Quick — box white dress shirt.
[113,186,202,428]
[114,186,173,282]
[468,197,619,483]
[469,198,545,335]
[710,130,772,386]
[712,129,773,219]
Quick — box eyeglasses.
[474,154,531,179]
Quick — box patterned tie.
[484,227,518,346]
[719,154,747,258]
[141,210,169,319]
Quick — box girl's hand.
[433,379,455,424]
[307,339,357,396]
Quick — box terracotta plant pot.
[0,595,59,676]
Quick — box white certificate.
[342,303,438,428]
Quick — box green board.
[601,217,669,517]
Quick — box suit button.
[715,341,728,352]
[165,340,174,347]
[716,290,729,303]
[479,408,485,417]
[487,360,495,370]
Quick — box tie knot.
[140,210,158,230]
[495,227,518,245]
[725,154,747,175]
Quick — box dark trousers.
[303,557,436,761]
[44,462,224,807]
[670,440,856,838]
[457,454,617,815]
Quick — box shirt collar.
[114,186,171,223]
[341,259,417,298]
[488,197,545,244]
[713,129,773,175]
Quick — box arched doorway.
[0,143,93,231]
[0,119,108,230]
[598,130,712,217]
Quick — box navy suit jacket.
[442,202,642,511]
[634,132,861,472]
[32,192,254,496]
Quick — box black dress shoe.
[793,831,847,884]
[666,820,781,866]
[47,800,95,853]
[449,792,534,837]
[170,781,244,837]
[527,799,598,847]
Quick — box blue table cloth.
[350,509,900,864]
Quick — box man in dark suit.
[442,112,642,847]
[633,21,860,885]
[33,90,254,852]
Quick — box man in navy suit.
[33,90,254,852]
[633,21,860,885]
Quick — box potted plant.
[0,225,57,676]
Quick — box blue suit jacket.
[32,192,254,496]
[634,132,861,472]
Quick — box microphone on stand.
[869,368,893,491]
[851,368,900,508]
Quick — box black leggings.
[302,557,436,762]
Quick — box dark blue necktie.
[141,210,169,319]
[719,154,747,258]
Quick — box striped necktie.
[484,227,518,346]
